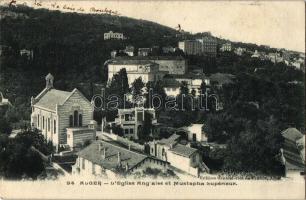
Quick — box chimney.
[128,144,131,150]
[101,148,106,159]
[98,143,102,152]
[125,162,129,171]
[117,152,121,165]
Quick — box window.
[42,116,45,129]
[69,115,73,127]
[79,114,82,127]
[124,129,129,135]
[48,118,50,131]
[125,114,129,121]
[74,111,78,126]
[130,129,134,134]
[54,120,56,134]
[37,114,40,127]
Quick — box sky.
[3,0,305,52]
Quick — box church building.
[31,73,95,151]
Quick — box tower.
[45,73,54,89]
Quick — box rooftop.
[281,128,304,142]
[77,140,148,171]
[157,134,181,146]
[164,73,209,80]
[35,89,71,111]
[209,73,235,85]
[114,56,185,61]
[169,143,198,158]
[108,59,156,66]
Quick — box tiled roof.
[77,141,148,171]
[35,89,71,111]
[169,144,198,157]
[281,128,304,142]
[114,56,185,61]
[158,134,180,146]
[209,73,235,85]
[164,73,209,80]
[109,59,156,65]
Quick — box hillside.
[0,5,180,120]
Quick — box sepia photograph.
[0,0,305,199]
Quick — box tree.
[131,77,145,103]
[0,131,46,180]
[138,111,153,142]
[0,117,12,135]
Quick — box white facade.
[108,61,166,86]
[148,134,205,176]
[185,124,207,142]
[112,107,156,139]
[66,127,96,148]
[104,31,124,40]
[220,43,232,52]
[31,74,94,151]
[178,40,202,55]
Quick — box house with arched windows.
[31,73,96,151]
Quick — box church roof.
[34,89,71,111]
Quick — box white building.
[124,45,135,56]
[72,140,169,178]
[178,40,202,55]
[107,59,167,86]
[20,49,33,59]
[280,128,305,178]
[148,134,209,176]
[220,43,232,52]
[0,92,11,106]
[104,31,124,40]
[197,36,218,56]
[234,47,247,56]
[184,124,207,142]
[110,107,156,139]
[138,48,151,56]
[30,73,94,151]
[163,74,210,96]
[66,121,97,149]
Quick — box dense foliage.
[0,5,178,123]
[0,130,53,179]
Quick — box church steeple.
[45,73,54,89]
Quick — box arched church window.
[74,111,78,126]
[69,115,73,127]
[79,114,82,127]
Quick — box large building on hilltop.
[104,31,124,40]
[110,56,188,75]
[178,36,218,57]
[178,40,202,56]
[30,73,95,151]
[107,59,167,86]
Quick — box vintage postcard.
[0,0,305,199]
